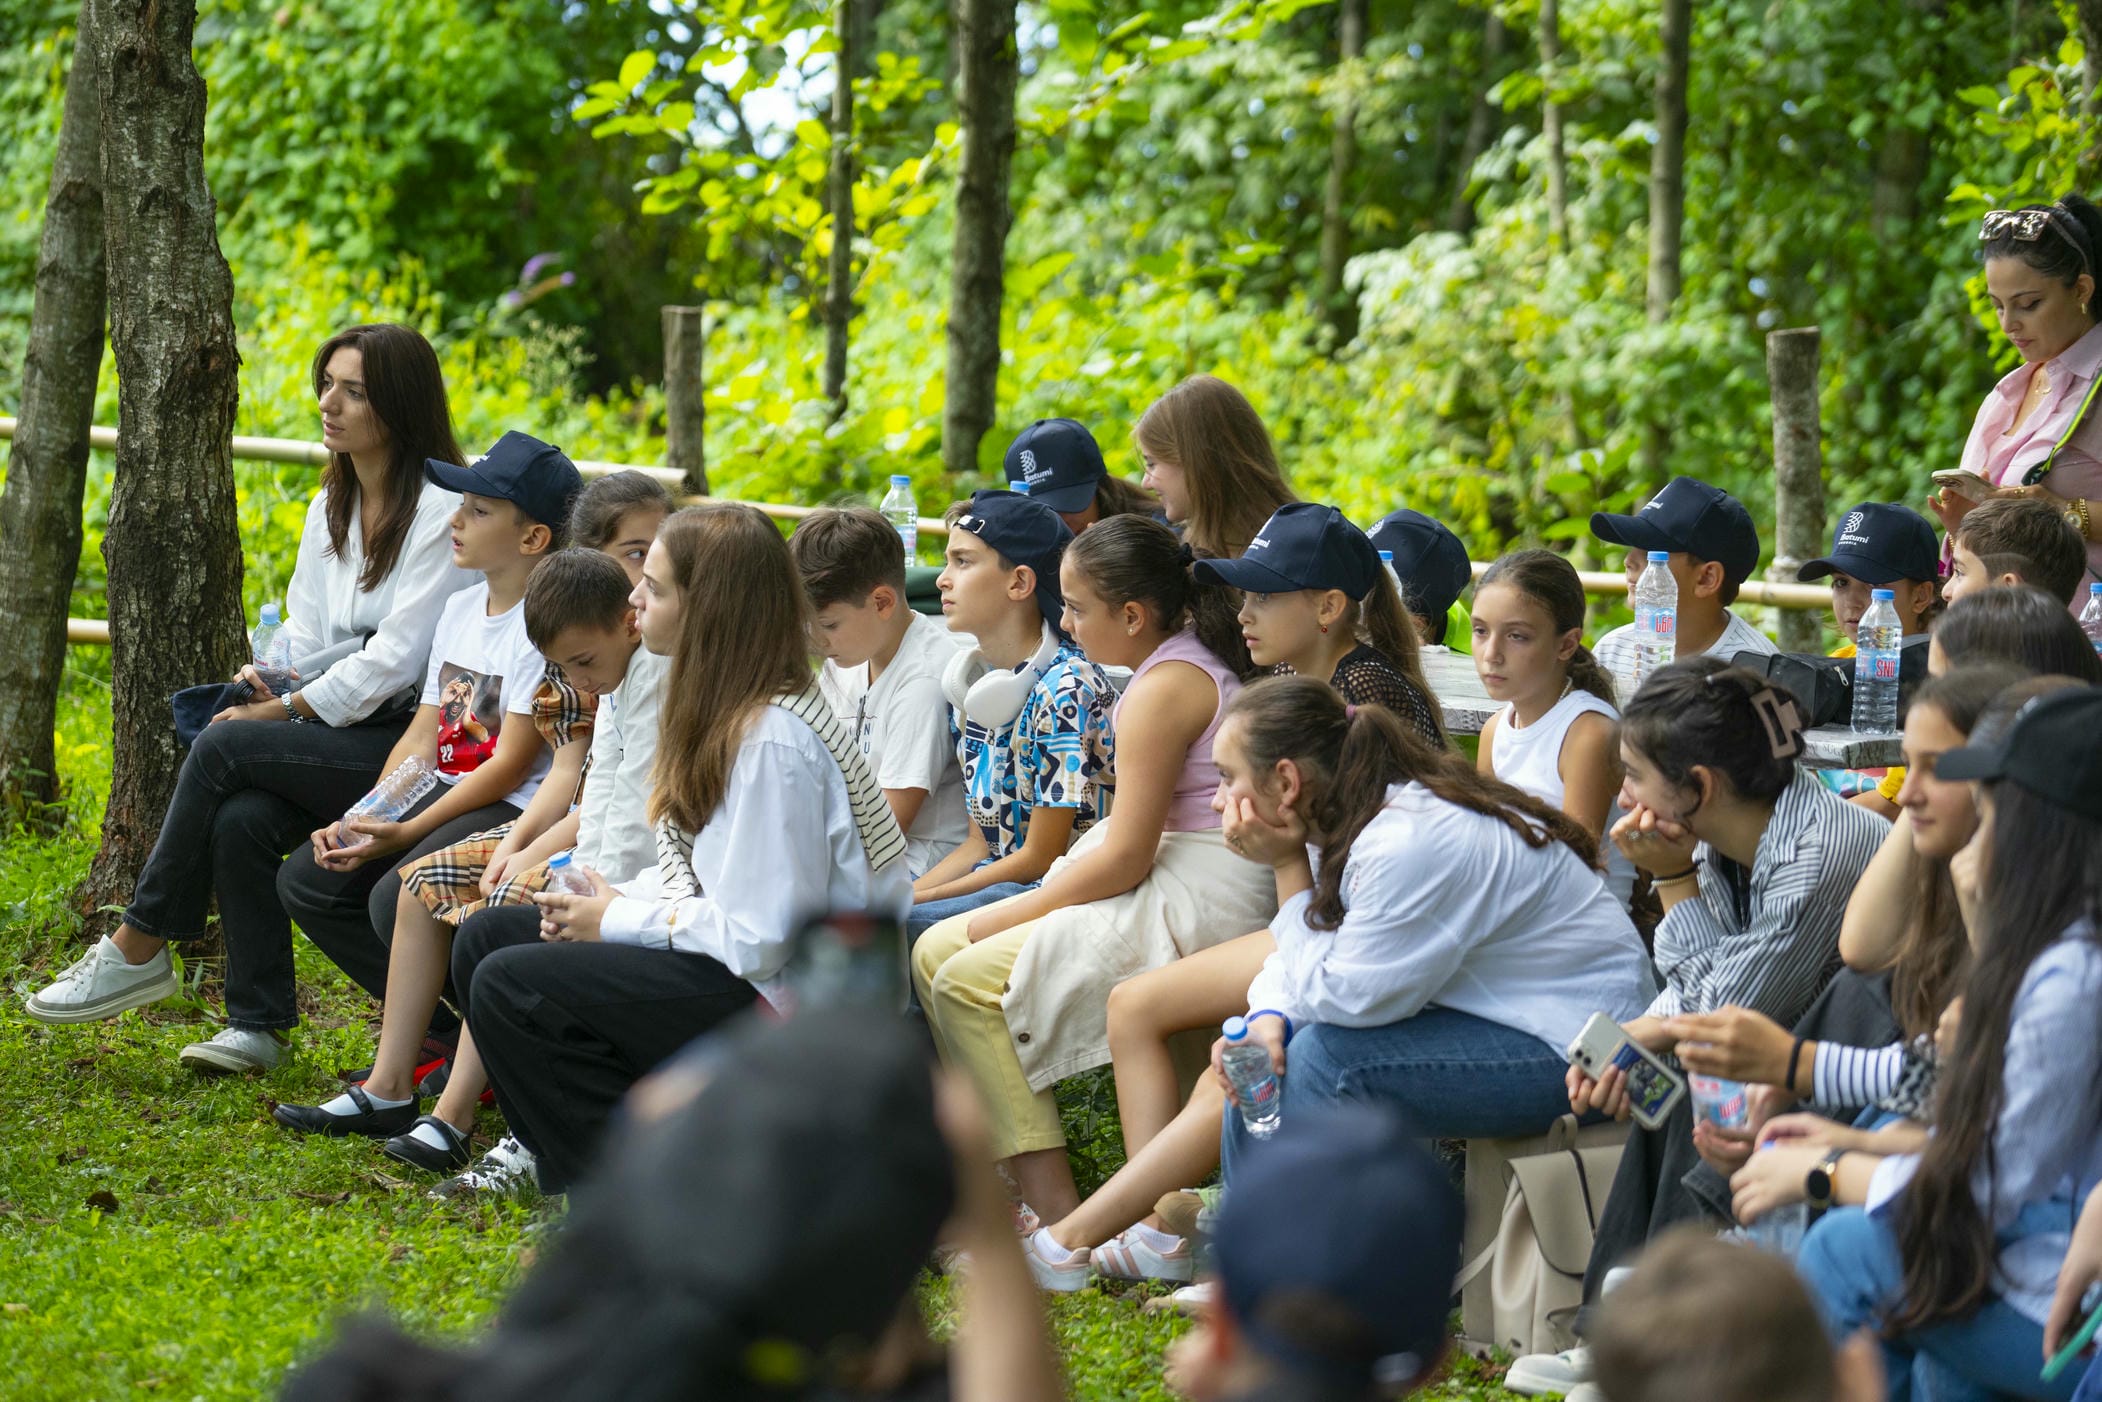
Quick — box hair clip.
[1748,686,1804,760]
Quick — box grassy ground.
[0,669,1524,1399]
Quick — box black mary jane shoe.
[272,1082,420,1139]
[382,1115,474,1174]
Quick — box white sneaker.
[179,1026,287,1074]
[1020,1228,1092,1293]
[1162,1279,1216,1315]
[1505,1345,1591,1396]
[1091,1226,1196,1283]
[1565,1386,1606,1402]
[24,937,178,1024]
[432,1135,539,1200]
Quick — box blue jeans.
[1221,1008,1573,1179]
[906,882,1034,941]
[1798,1206,2088,1402]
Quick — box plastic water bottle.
[1220,1016,1282,1138]
[1378,549,1404,597]
[1688,1073,1750,1129]
[543,851,596,896]
[250,603,296,697]
[880,475,918,559]
[338,756,438,848]
[1629,551,1678,696]
[1744,1144,1809,1254]
[1851,588,1902,734]
[2081,582,2102,657]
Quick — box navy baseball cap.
[425,431,584,531]
[950,489,1073,627]
[1796,503,1940,586]
[1935,687,2102,821]
[1004,418,1106,515]
[1591,477,1761,583]
[1216,1106,1461,1391]
[1194,502,1381,599]
[1367,509,1473,619]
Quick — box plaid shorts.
[399,822,554,928]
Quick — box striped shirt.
[1646,768,1888,1022]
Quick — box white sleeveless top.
[1489,689,1637,908]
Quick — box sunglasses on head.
[1980,206,2093,274]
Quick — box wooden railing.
[0,415,1833,648]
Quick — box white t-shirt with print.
[419,581,551,812]
[817,610,969,878]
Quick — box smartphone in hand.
[1567,1012,1686,1130]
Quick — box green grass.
[0,669,1525,1399]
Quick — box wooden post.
[662,304,708,496]
[1766,327,1824,653]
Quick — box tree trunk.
[1539,0,1571,252]
[1316,0,1367,342]
[2080,0,2102,165]
[1766,328,1824,653]
[662,305,708,495]
[1446,9,1507,234]
[77,0,246,924]
[1640,0,1691,484]
[822,0,857,419]
[941,0,1017,478]
[0,9,104,823]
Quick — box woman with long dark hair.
[1774,686,2102,1400]
[25,324,474,1075]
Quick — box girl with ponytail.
[1017,677,1651,1289]
[913,514,1277,1234]
[1472,549,1632,902]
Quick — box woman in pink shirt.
[1931,195,2102,592]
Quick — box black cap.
[1193,502,1381,598]
[1367,508,1473,619]
[951,489,1073,627]
[1591,477,1761,584]
[1216,1106,1461,1391]
[1004,418,1107,515]
[1934,687,2102,819]
[1796,503,1940,586]
[425,431,584,531]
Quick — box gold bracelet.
[2077,497,2093,540]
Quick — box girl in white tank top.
[1471,550,1637,907]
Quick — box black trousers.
[275,794,521,1036]
[454,905,761,1194]
[123,716,405,1031]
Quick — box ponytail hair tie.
[1345,703,1359,720]
[1176,542,1197,566]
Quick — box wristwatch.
[2065,497,2092,541]
[281,691,307,724]
[1805,1149,1847,1210]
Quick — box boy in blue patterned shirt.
[909,489,1114,940]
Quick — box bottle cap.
[1014,480,1030,495]
[1222,1015,1249,1041]
[1871,588,1894,600]
[889,474,911,486]
[2091,582,2102,595]
[548,852,571,868]
[1646,550,1670,562]
[1378,550,1395,564]
[261,603,281,625]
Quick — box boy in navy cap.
[1368,508,1474,651]
[1165,1105,1462,1402]
[909,490,1115,939]
[1589,477,1777,690]
[1005,417,1158,534]
[1798,502,1941,814]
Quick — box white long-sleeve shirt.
[600,706,913,1007]
[281,481,476,726]
[1867,929,2102,1327]
[1243,782,1656,1055]
[571,646,667,886]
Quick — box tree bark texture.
[662,305,708,495]
[1316,0,1367,341]
[941,0,1017,477]
[822,0,857,417]
[2080,0,2102,165]
[1766,328,1825,654]
[1640,0,1691,485]
[0,9,104,820]
[78,0,246,923]
[1539,0,1571,252]
[1446,9,1507,234]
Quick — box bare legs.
[1007,1148,1081,1225]
[1105,930,1273,1152]
[1046,1076,1227,1252]
[360,886,460,1102]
